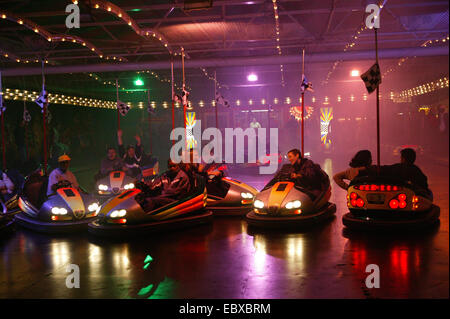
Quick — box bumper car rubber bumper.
[342,205,440,231]
[246,202,336,229]
[88,210,213,237]
[14,213,96,234]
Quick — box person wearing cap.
[47,154,80,196]
[117,129,142,178]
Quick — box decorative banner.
[117,100,130,116]
[320,107,333,146]
[35,89,48,109]
[361,63,381,94]
[215,91,230,107]
[300,75,314,93]
[186,112,197,150]
[289,106,314,121]
[182,89,189,106]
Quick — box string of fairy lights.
[271,0,285,87]
[397,76,449,99]
[0,49,49,64]
[322,0,387,85]
[5,81,447,112]
[0,11,126,62]
[322,23,369,85]
[383,34,449,78]
[71,0,179,56]
[200,68,228,90]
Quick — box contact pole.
[375,28,380,170]
[41,60,47,175]
[181,48,187,150]
[147,89,152,154]
[24,101,29,160]
[301,49,305,156]
[0,71,5,170]
[214,70,218,130]
[171,58,175,145]
[116,78,120,131]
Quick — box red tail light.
[389,199,399,209]
[356,199,365,207]
[398,194,406,201]
[399,201,407,209]
[351,199,357,206]
[350,192,358,200]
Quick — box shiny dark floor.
[0,157,448,299]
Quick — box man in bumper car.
[117,129,142,179]
[47,154,80,196]
[136,160,191,212]
[96,147,126,180]
[383,148,432,199]
[263,149,330,200]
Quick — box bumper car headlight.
[110,209,127,218]
[88,203,100,212]
[241,192,254,199]
[124,183,135,190]
[51,207,68,215]
[254,200,264,209]
[285,200,301,209]
[98,184,108,191]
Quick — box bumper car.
[15,175,100,234]
[88,174,212,237]
[246,180,336,229]
[206,175,259,216]
[95,170,136,198]
[342,175,439,231]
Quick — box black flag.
[361,63,382,94]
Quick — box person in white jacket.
[47,154,80,196]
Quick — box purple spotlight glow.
[247,73,258,82]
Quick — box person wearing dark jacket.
[386,148,431,197]
[263,149,330,199]
[138,160,191,213]
[117,129,142,178]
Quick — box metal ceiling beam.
[8,1,448,31]
[17,1,448,18]
[3,46,447,77]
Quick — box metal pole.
[147,89,152,154]
[301,49,305,156]
[181,48,187,151]
[116,78,120,131]
[375,28,380,169]
[0,71,4,170]
[41,60,47,175]
[171,58,175,145]
[214,70,218,130]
